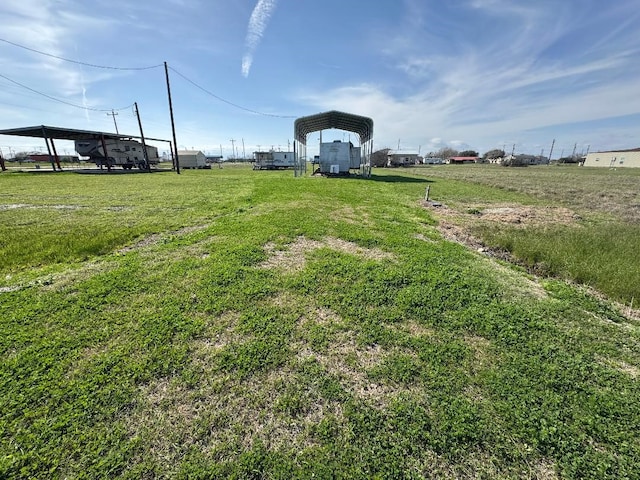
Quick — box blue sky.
[1,0,639,159]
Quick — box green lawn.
[1,167,639,478]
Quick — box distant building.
[387,151,419,167]
[447,156,478,164]
[178,150,207,169]
[583,148,640,168]
[423,157,444,165]
[26,154,79,163]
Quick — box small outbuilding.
[583,148,640,168]
[178,150,207,169]
[387,151,419,167]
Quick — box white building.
[387,151,419,167]
[178,150,207,169]
[583,148,640,168]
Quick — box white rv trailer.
[74,138,159,169]
[253,151,295,170]
[317,140,360,175]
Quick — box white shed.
[583,149,640,168]
[178,150,207,169]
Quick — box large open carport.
[293,111,374,177]
[0,125,171,172]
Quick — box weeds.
[0,167,638,478]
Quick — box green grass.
[407,164,640,303]
[1,167,639,478]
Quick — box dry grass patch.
[258,236,395,272]
[191,311,244,366]
[127,366,346,472]
[331,205,373,226]
[394,320,436,338]
[118,224,209,254]
[597,356,640,379]
[478,205,580,227]
[0,260,119,294]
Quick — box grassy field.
[1,166,639,478]
[407,164,640,304]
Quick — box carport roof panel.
[295,111,373,144]
[0,125,167,142]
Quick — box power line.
[168,66,297,119]
[0,72,133,112]
[0,37,163,71]
[2,36,299,119]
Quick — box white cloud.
[242,0,278,78]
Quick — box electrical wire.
[1,36,299,119]
[0,73,133,112]
[0,37,163,70]
[168,66,297,119]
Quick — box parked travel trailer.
[253,151,295,170]
[75,139,159,169]
[317,140,360,175]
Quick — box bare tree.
[482,149,505,160]
[371,148,391,167]
[435,147,459,159]
[459,150,479,157]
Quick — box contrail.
[76,45,90,122]
[242,0,278,77]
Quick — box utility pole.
[107,109,119,134]
[571,142,577,161]
[548,139,555,165]
[230,139,236,159]
[242,138,246,160]
[134,102,151,171]
[164,62,180,174]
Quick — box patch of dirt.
[478,205,580,227]
[0,286,21,293]
[258,236,395,272]
[0,203,30,210]
[0,203,84,210]
[117,224,209,254]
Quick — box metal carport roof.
[0,125,167,143]
[294,111,373,144]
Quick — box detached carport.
[0,125,171,172]
[294,111,374,177]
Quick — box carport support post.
[41,126,56,171]
[100,135,111,172]
[49,138,61,171]
[134,102,151,172]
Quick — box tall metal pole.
[230,139,236,159]
[242,138,246,160]
[134,102,151,171]
[548,139,555,165]
[164,62,180,174]
[107,109,119,134]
